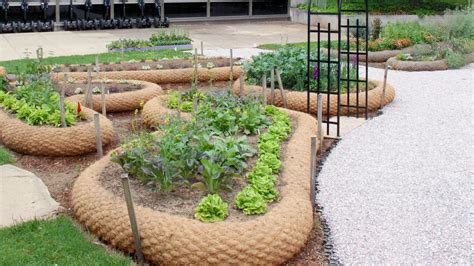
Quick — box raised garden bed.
[0,79,113,157]
[109,44,193,53]
[0,107,113,157]
[64,80,162,113]
[72,90,316,264]
[56,57,241,73]
[387,52,474,71]
[55,58,244,85]
[232,76,395,116]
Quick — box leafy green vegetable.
[0,79,78,127]
[194,194,229,223]
[247,163,275,184]
[235,186,268,215]
[256,154,282,174]
[251,176,278,202]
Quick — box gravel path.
[317,65,473,264]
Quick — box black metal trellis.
[307,0,369,137]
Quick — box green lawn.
[0,216,132,265]
[0,49,190,74]
[0,146,14,165]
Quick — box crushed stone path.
[317,65,473,264]
[0,164,60,228]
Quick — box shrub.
[371,18,382,41]
[194,194,229,223]
[245,46,358,93]
[381,21,434,45]
[445,51,466,69]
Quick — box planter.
[57,66,244,85]
[108,44,193,53]
[232,76,395,115]
[72,108,316,264]
[66,80,162,113]
[0,107,113,157]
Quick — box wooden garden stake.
[83,67,92,108]
[229,49,234,84]
[121,173,145,265]
[310,137,317,212]
[193,96,198,113]
[381,64,390,109]
[317,94,324,154]
[94,113,103,158]
[275,68,287,108]
[200,41,204,56]
[194,48,198,84]
[121,40,124,60]
[177,93,182,119]
[239,70,245,99]
[262,75,267,107]
[59,93,66,128]
[270,67,276,104]
[95,55,100,79]
[101,82,106,116]
[36,47,43,60]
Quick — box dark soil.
[98,114,297,223]
[57,57,241,73]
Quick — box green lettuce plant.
[235,186,268,215]
[194,194,229,223]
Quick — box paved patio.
[0,20,307,61]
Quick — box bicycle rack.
[36,0,54,32]
[117,0,132,28]
[153,0,168,28]
[64,0,80,31]
[17,0,34,32]
[0,0,14,33]
[99,0,115,29]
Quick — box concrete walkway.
[317,65,473,264]
[0,164,60,227]
[0,20,307,61]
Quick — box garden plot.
[73,90,318,264]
